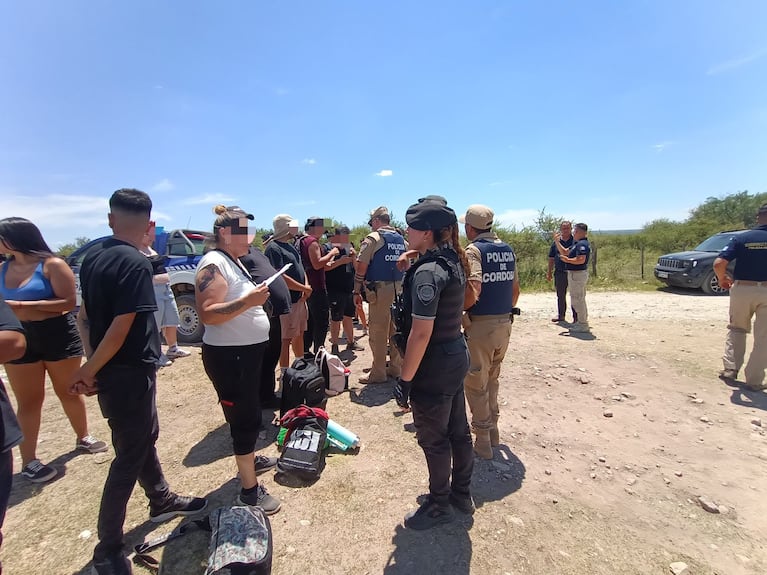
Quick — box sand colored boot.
[489,426,500,447]
[473,429,493,460]
[489,416,500,446]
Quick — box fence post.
[591,246,597,276]
[641,246,645,279]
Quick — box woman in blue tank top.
[0,218,107,484]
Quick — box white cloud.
[375,169,393,177]
[494,209,542,229]
[2,191,111,246]
[707,48,767,75]
[301,158,317,165]
[274,87,289,96]
[182,193,236,206]
[151,178,175,192]
[652,141,674,153]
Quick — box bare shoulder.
[44,256,74,277]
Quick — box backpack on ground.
[280,358,327,417]
[206,506,273,575]
[132,506,272,575]
[314,346,349,395]
[276,405,329,481]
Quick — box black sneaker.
[346,342,364,352]
[236,483,282,515]
[331,344,341,355]
[255,455,278,474]
[21,459,58,483]
[149,493,208,523]
[91,553,132,575]
[77,435,109,454]
[404,497,455,530]
[449,492,476,515]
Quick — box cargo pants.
[366,281,402,381]
[723,282,767,387]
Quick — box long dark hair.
[0,217,55,259]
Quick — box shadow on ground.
[348,380,396,408]
[722,377,767,412]
[384,518,473,575]
[472,444,526,508]
[9,449,83,510]
[183,418,279,468]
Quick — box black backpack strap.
[133,516,211,568]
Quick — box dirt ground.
[3,288,767,575]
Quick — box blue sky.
[1,1,766,246]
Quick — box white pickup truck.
[67,229,210,343]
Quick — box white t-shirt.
[197,250,270,346]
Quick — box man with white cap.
[264,215,312,382]
[354,206,407,384]
[460,204,519,459]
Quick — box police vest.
[469,238,515,316]
[396,248,465,347]
[366,230,406,282]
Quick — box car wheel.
[175,293,204,343]
[701,270,729,296]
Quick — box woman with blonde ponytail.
[195,205,281,514]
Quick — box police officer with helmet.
[715,202,767,391]
[460,204,520,459]
[354,206,407,384]
[392,197,475,530]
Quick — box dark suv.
[654,230,745,295]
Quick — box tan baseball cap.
[459,204,494,229]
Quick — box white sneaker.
[166,346,191,359]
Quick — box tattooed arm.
[195,263,269,325]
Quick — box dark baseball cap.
[405,199,457,231]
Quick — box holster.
[392,332,407,356]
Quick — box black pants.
[202,342,266,454]
[304,290,329,356]
[94,365,170,560]
[0,449,12,557]
[410,337,474,505]
[554,270,577,321]
[261,315,282,403]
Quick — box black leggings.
[202,342,266,455]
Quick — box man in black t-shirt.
[265,214,312,380]
[240,245,291,409]
[71,189,207,575]
[325,226,364,355]
[0,296,26,568]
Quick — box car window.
[167,235,207,256]
[69,241,102,266]
[694,234,739,252]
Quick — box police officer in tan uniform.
[354,207,407,384]
[461,205,519,459]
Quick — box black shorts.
[328,290,355,322]
[10,313,83,364]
